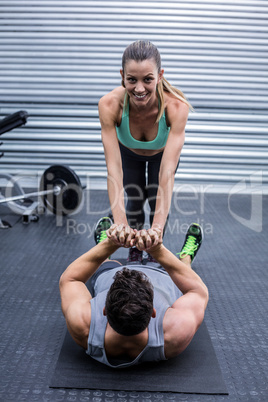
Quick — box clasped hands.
[106,224,162,251]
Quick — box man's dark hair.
[105,267,154,336]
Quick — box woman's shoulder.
[99,87,125,111]
[164,91,189,110]
[164,92,189,124]
[98,87,125,125]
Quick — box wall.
[0,0,267,190]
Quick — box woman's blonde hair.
[121,40,193,122]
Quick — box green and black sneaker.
[94,216,113,245]
[177,223,203,262]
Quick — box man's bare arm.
[60,239,119,285]
[59,239,120,346]
[148,242,209,357]
[149,243,208,299]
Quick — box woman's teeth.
[135,94,146,98]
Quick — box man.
[59,218,209,368]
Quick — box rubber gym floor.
[0,189,267,402]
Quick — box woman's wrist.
[113,215,129,226]
[151,223,164,233]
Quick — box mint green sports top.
[116,96,170,150]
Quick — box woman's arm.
[98,92,128,226]
[151,100,189,232]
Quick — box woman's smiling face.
[121,59,163,107]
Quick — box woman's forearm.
[107,173,128,225]
[151,169,175,231]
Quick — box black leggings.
[119,142,179,230]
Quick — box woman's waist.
[119,141,164,159]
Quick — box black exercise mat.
[50,321,228,395]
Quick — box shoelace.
[99,230,107,242]
[177,235,198,257]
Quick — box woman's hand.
[106,224,136,248]
[135,227,163,251]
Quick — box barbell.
[0,165,83,216]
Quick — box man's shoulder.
[163,307,200,358]
[65,300,91,349]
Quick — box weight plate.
[39,165,83,215]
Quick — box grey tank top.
[86,265,182,368]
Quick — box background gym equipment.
[0,165,83,224]
[40,164,83,215]
[0,110,28,136]
[0,111,83,225]
[0,110,29,226]
[0,111,84,226]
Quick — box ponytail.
[156,77,194,123]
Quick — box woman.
[98,40,192,263]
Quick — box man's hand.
[106,224,136,248]
[135,228,163,251]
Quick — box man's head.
[104,267,154,336]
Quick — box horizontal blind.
[0,0,267,189]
